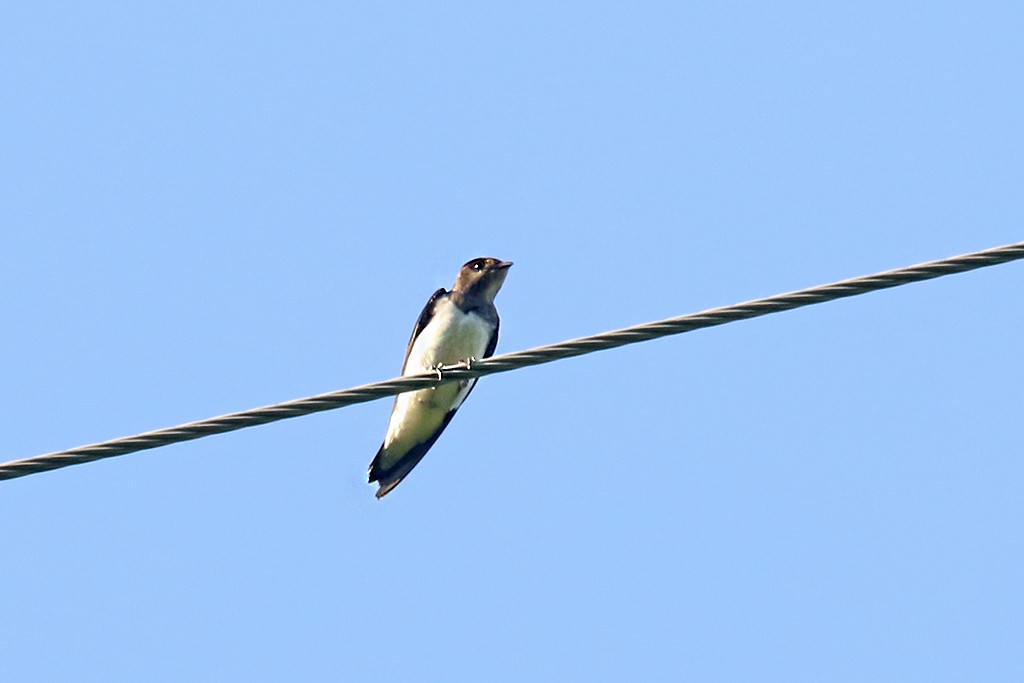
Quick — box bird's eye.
[473,261,483,271]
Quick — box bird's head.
[454,257,513,303]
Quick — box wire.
[2,241,1022,482]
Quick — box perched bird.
[369,257,512,498]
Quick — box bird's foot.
[462,356,477,370]
[431,362,445,381]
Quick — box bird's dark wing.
[400,288,447,374]
[483,317,500,359]
[368,408,460,498]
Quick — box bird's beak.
[495,261,513,269]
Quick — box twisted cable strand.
[2,241,1022,482]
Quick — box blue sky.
[2,2,1022,681]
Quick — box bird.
[368,257,512,498]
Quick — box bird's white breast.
[404,297,492,375]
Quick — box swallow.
[368,257,512,498]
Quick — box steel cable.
[2,241,1022,482]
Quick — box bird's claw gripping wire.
[432,357,476,381]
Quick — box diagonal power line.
[2,240,1022,482]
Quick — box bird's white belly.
[383,299,490,449]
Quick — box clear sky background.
[2,2,1022,681]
